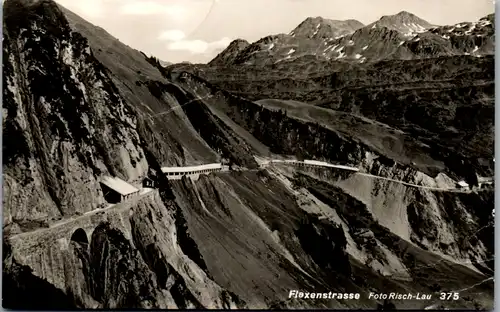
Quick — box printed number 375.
[440,292,459,300]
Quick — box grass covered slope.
[172,54,494,179]
[59,5,218,166]
[169,170,493,310]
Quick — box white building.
[162,163,223,179]
[100,176,140,203]
[456,181,469,190]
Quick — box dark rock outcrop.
[3,0,494,310]
[3,0,149,224]
[3,242,79,309]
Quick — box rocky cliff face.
[167,169,493,309]
[144,80,259,168]
[3,0,494,310]
[307,163,494,274]
[169,172,365,309]
[168,70,490,181]
[6,192,246,309]
[3,0,148,226]
[3,0,243,308]
[60,4,219,167]
[159,65,493,308]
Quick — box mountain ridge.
[208,11,494,66]
[3,0,495,310]
[365,10,434,34]
[290,16,365,39]
[208,39,250,66]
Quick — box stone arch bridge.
[7,191,155,290]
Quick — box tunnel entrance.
[70,228,89,245]
[100,182,121,204]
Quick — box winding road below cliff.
[8,159,490,241]
[8,188,155,241]
[260,158,489,193]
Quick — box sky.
[54,0,494,64]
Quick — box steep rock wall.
[275,163,494,274]
[6,191,245,309]
[3,0,148,224]
[61,6,219,167]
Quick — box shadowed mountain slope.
[3,0,494,310]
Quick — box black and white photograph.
[2,0,495,309]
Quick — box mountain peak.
[228,38,250,46]
[304,16,325,22]
[379,10,427,22]
[395,10,414,17]
[368,11,433,35]
[291,16,364,39]
[208,38,250,66]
